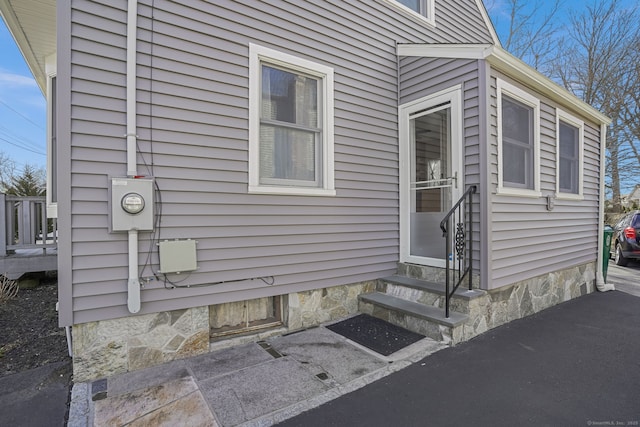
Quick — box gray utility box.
[158,239,198,274]
[110,177,154,232]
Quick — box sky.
[0,20,46,172]
[0,1,636,192]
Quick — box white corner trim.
[46,53,57,218]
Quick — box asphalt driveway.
[607,260,640,297]
[278,290,640,427]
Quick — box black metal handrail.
[439,185,476,318]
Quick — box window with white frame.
[249,44,335,196]
[384,0,436,25]
[497,79,540,195]
[556,109,584,197]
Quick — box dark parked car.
[610,211,640,266]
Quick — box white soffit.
[0,0,56,94]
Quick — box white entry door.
[400,87,462,267]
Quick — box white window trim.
[248,44,335,197]
[556,109,584,200]
[379,0,436,27]
[45,53,57,218]
[496,78,541,198]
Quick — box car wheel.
[615,245,629,266]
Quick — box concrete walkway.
[68,324,447,426]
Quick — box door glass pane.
[410,107,451,259]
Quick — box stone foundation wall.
[72,281,377,381]
[287,280,377,330]
[72,307,209,382]
[455,261,596,343]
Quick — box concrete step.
[358,292,468,344]
[379,275,485,311]
[381,275,484,299]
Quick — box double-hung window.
[497,79,540,196]
[249,44,335,196]
[556,109,584,198]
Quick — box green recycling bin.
[602,225,614,282]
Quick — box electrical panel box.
[158,239,198,274]
[110,177,154,232]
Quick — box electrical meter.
[121,193,145,214]
[110,177,154,231]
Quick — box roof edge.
[475,0,501,46]
[397,43,611,126]
[0,0,46,94]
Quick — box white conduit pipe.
[126,0,142,313]
[596,122,614,292]
[126,0,138,177]
[128,230,141,313]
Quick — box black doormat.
[326,314,425,356]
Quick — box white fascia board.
[398,43,611,126]
[397,43,493,59]
[0,1,46,94]
[485,47,611,126]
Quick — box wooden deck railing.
[0,193,57,257]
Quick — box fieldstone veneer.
[72,307,209,382]
[378,261,597,345]
[287,280,377,330]
[454,261,597,343]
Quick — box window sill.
[556,193,584,201]
[248,185,336,197]
[496,187,542,198]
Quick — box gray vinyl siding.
[488,72,601,289]
[64,0,494,324]
[399,57,482,273]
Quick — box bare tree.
[488,0,563,72]
[0,152,17,193]
[550,0,640,210]
[489,0,640,210]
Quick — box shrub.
[0,274,19,303]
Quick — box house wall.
[60,0,495,325]
[487,71,602,289]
